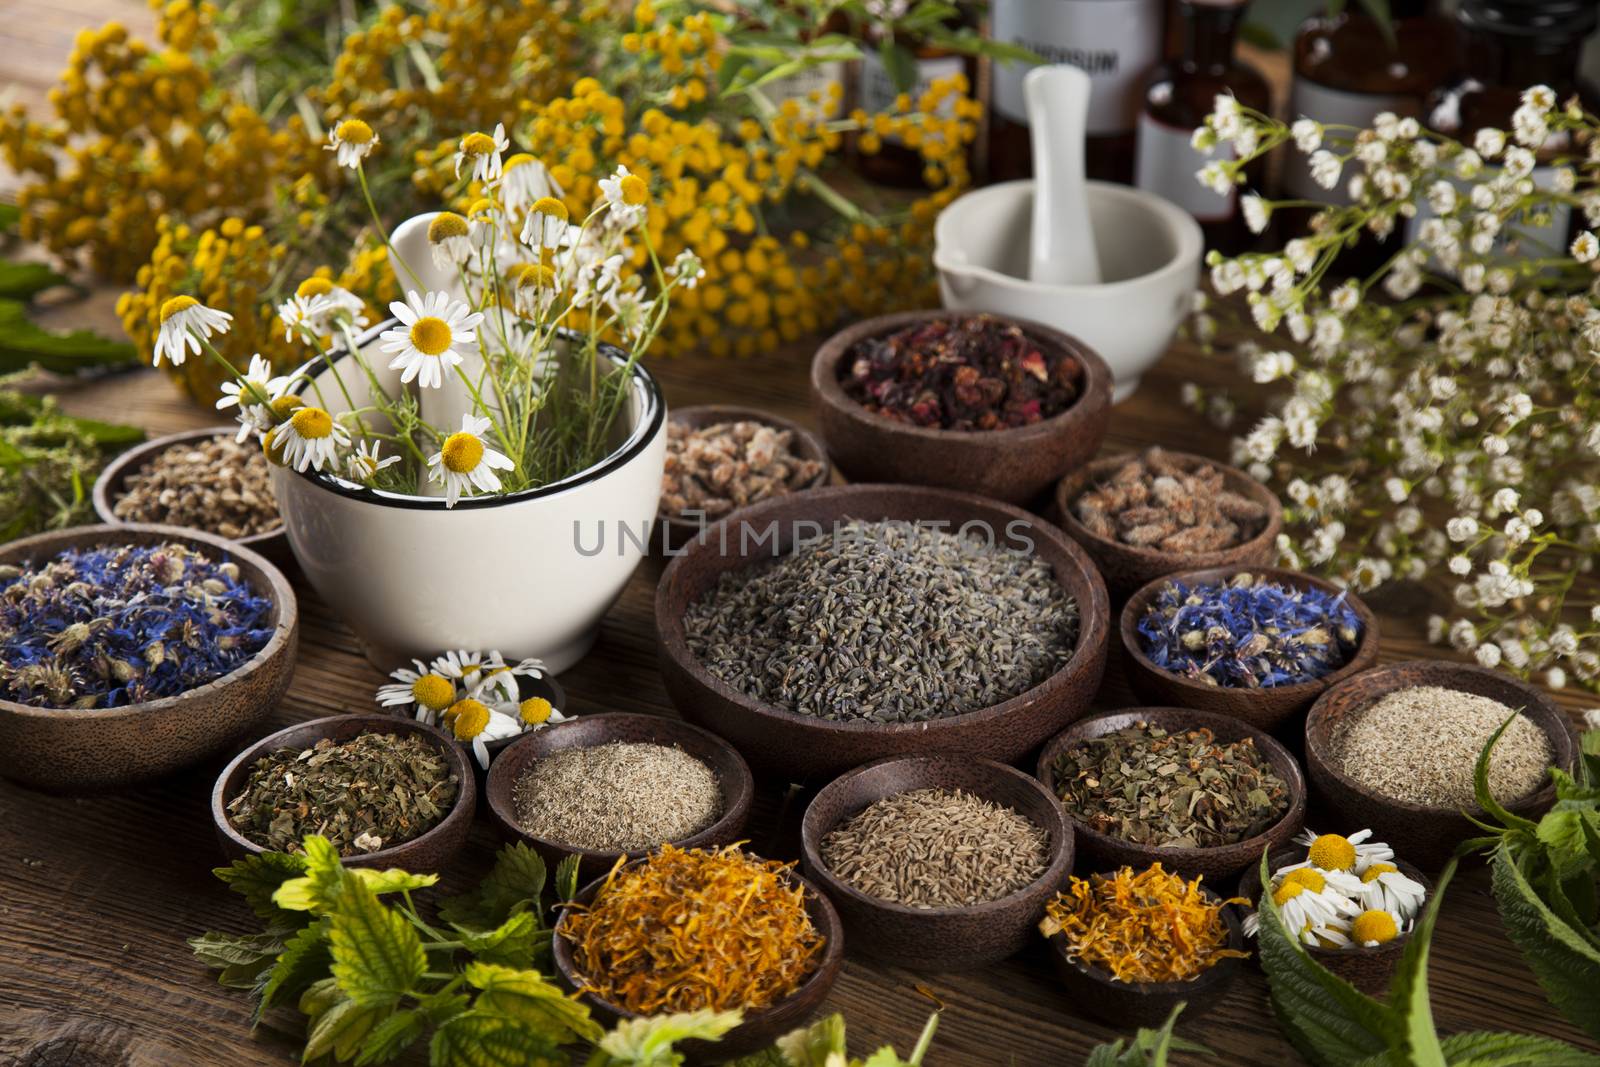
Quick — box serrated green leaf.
[0,299,139,373]
[189,930,287,970]
[429,1011,565,1067]
[556,854,581,903]
[1438,1030,1600,1066]
[595,1010,742,1065]
[1492,842,1600,1042]
[0,261,68,300]
[214,851,311,922]
[1386,859,1450,1067]
[464,961,601,1044]
[328,880,426,1008]
[275,836,358,913]
[774,1014,847,1067]
[355,1009,427,1066]
[456,911,543,969]
[303,997,386,1064]
[438,842,548,929]
[353,867,440,896]
[263,919,332,1013]
[1081,1003,1210,1067]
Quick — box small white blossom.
[1572,231,1599,263]
[1448,555,1472,576]
[1474,128,1506,159]
[1292,118,1322,152]
[1242,194,1271,235]
[1475,642,1503,668]
[1309,150,1342,190]
[1447,516,1480,542]
[1427,181,1457,215]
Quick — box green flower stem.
[356,161,423,292]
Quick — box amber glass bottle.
[987,0,1167,183]
[1135,0,1270,253]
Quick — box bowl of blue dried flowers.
[0,523,298,793]
[1119,566,1378,735]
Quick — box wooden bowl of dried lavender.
[1053,449,1282,598]
[484,712,754,880]
[811,310,1113,505]
[212,713,475,872]
[1036,707,1306,885]
[656,483,1111,782]
[799,755,1074,971]
[0,523,298,793]
[1119,566,1380,734]
[1304,661,1576,870]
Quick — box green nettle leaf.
[328,881,427,1008]
[276,836,360,913]
[1082,1004,1211,1067]
[429,1011,566,1067]
[594,1010,743,1066]
[189,931,288,970]
[1437,1031,1600,1066]
[457,911,543,969]
[354,1009,428,1067]
[354,868,441,895]
[263,919,333,1013]
[556,855,581,903]
[1385,860,1452,1067]
[464,961,602,1044]
[438,843,548,929]
[773,1013,848,1066]
[1491,842,1600,1042]
[214,851,311,922]
[0,298,140,373]
[303,997,386,1064]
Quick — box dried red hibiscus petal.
[841,315,1083,431]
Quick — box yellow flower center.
[336,118,375,144]
[514,263,557,289]
[289,406,334,440]
[409,316,453,356]
[1361,863,1398,884]
[520,696,553,725]
[1308,834,1358,872]
[531,196,568,221]
[296,277,334,298]
[441,431,484,473]
[467,198,496,221]
[447,698,491,740]
[619,173,649,206]
[1351,910,1399,945]
[1272,882,1305,906]
[261,428,287,467]
[505,152,536,171]
[159,295,198,322]
[1282,868,1326,894]
[411,673,454,711]
[461,131,497,156]
[428,212,469,242]
[270,393,305,419]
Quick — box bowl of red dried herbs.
[811,310,1112,505]
[0,523,298,793]
[1055,449,1283,598]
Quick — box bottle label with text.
[991,0,1164,136]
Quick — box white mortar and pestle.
[935,66,1203,403]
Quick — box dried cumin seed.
[512,741,723,851]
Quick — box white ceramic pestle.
[1023,65,1102,287]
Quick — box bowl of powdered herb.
[799,755,1073,971]
[656,483,1111,781]
[484,712,754,879]
[0,523,297,792]
[1305,661,1576,869]
[212,713,474,872]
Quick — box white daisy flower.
[326,118,379,169]
[278,293,335,343]
[520,196,571,250]
[455,123,509,183]
[511,693,571,731]
[1359,863,1427,922]
[1293,828,1395,874]
[379,291,484,390]
[153,296,232,367]
[598,164,650,228]
[433,649,497,690]
[294,278,369,334]
[443,697,497,769]
[1350,908,1408,948]
[470,655,548,704]
[268,404,350,473]
[498,153,561,214]
[427,414,516,507]
[376,660,459,726]
[215,354,290,441]
[346,439,400,483]
[1244,869,1360,939]
[427,212,474,271]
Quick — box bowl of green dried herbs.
[211,713,475,872]
[0,523,298,793]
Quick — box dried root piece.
[1072,449,1269,553]
[661,419,824,519]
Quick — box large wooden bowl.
[1120,565,1380,734]
[0,523,298,793]
[1054,450,1282,599]
[800,755,1073,971]
[655,484,1111,782]
[1035,707,1306,885]
[484,712,754,881]
[1305,661,1576,870]
[211,713,476,873]
[811,310,1113,505]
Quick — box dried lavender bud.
[112,436,280,539]
[1073,448,1268,553]
[661,420,824,519]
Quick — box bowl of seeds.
[811,310,1113,505]
[484,712,754,879]
[656,483,1111,781]
[1054,449,1282,598]
[0,523,298,793]
[1036,707,1306,885]
[658,406,830,551]
[94,427,285,557]
[1304,661,1576,870]
[553,844,845,1060]
[1119,566,1380,733]
[799,755,1073,971]
[211,713,475,872]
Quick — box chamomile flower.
[376,660,458,725]
[508,262,561,317]
[669,249,705,289]
[598,165,650,227]
[1244,874,1359,939]
[520,196,571,250]
[346,440,399,483]
[153,296,232,367]
[455,123,509,183]
[379,291,484,390]
[444,697,496,768]
[295,277,369,332]
[1350,908,1405,947]
[470,656,548,703]
[517,694,572,729]
[269,404,350,473]
[326,118,379,168]
[1359,862,1427,921]
[1293,828,1395,874]
[498,153,561,214]
[215,354,290,441]
[432,649,497,690]
[427,414,516,507]
[427,212,473,270]
[277,293,335,343]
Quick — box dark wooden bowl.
[1035,707,1307,885]
[658,405,831,551]
[1120,565,1380,734]
[211,713,476,872]
[1238,846,1432,993]
[1304,661,1577,870]
[1046,885,1246,1028]
[92,427,286,558]
[1054,451,1283,598]
[0,523,298,793]
[799,756,1073,971]
[552,858,844,1063]
[655,484,1111,782]
[484,712,754,880]
[811,310,1113,505]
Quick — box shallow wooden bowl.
[484,712,754,880]
[1238,847,1433,993]
[0,523,298,793]
[1120,565,1380,734]
[657,405,831,551]
[552,858,844,1063]
[1046,885,1246,1028]
[811,310,1113,505]
[93,427,287,559]
[1035,707,1306,886]
[1304,661,1576,870]
[211,713,476,872]
[655,483,1111,782]
[799,755,1073,971]
[1054,451,1282,599]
